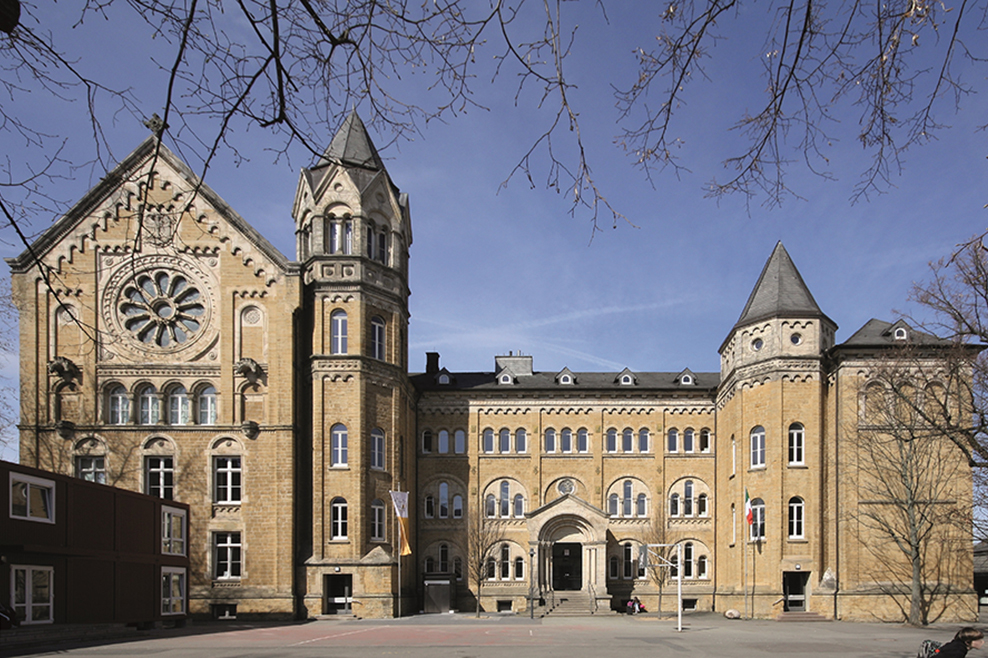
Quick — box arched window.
[499,481,510,517]
[371,428,385,470]
[622,480,633,517]
[331,424,348,466]
[609,555,619,579]
[544,428,556,453]
[683,542,694,578]
[638,428,650,452]
[606,428,617,452]
[683,480,694,516]
[331,498,348,539]
[750,426,766,468]
[500,544,510,579]
[750,498,766,540]
[636,493,647,517]
[330,310,348,354]
[371,499,385,541]
[422,430,433,453]
[486,558,496,580]
[168,386,189,425]
[108,385,129,424]
[788,497,804,539]
[424,557,435,573]
[683,428,694,453]
[454,429,466,454]
[623,543,634,579]
[667,428,678,452]
[198,385,217,425]
[669,493,680,517]
[439,544,449,572]
[697,554,708,579]
[499,428,511,453]
[515,428,527,453]
[699,428,711,453]
[483,428,495,453]
[139,385,160,425]
[697,493,708,517]
[608,493,619,516]
[485,494,496,518]
[452,495,463,518]
[370,316,386,361]
[577,428,589,453]
[513,493,524,518]
[439,482,449,518]
[515,557,524,580]
[424,495,435,518]
[561,428,572,453]
[622,428,633,452]
[788,423,805,465]
[438,430,449,454]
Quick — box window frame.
[9,473,56,524]
[330,498,348,540]
[750,498,766,541]
[788,497,805,539]
[750,426,766,468]
[76,456,107,484]
[330,310,348,355]
[788,423,805,465]
[11,565,54,624]
[168,385,190,425]
[213,531,242,580]
[162,505,187,555]
[214,456,242,504]
[138,385,161,425]
[161,566,186,615]
[331,424,348,467]
[371,499,386,541]
[107,384,129,425]
[197,385,218,425]
[145,456,175,500]
[370,316,386,360]
[371,428,386,470]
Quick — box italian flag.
[390,490,412,556]
[744,488,753,525]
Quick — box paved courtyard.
[3,612,984,658]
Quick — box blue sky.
[3,2,987,462]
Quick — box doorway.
[783,571,809,612]
[324,574,353,614]
[552,542,583,591]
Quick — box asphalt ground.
[3,612,985,658]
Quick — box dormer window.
[681,375,693,386]
[621,375,633,385]
[560,375,572,385]
[499,374,513,385]
[438,374,450,385]
[893,327,908,341]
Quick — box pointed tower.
[715,242,837,618]
[292,111,416,618]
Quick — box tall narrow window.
[139,385,160,425]
[485,494,496,518]
[331,498,348,539]
[371,428,385,470]
[788,423,805,465]
[214,456,242,503]
[500,544,510,579]
[698,555,708,579]
[609,555,619,579]
[161,567,186,615]
[371,499,386,541]
[638,428,649,452]
[168,386,190,425]
[697,493,708,517]
[454,430,466,454]
[683,542,694,578]
[422,430,433,453]
[606,428,617,453]
[788,497,804,539]
[514,493,524,517]
[699,429,711,453]
[750,426,766,468]
[515,428,527,453]
[330,310,348,355]
[483,429,495,453]
[667,428,678,452]
[515,557,525,580]
[750,498,765,540]
[11,566,53,624]
[683,428,694,453]
[499,428,511,453]
[683,480,694,516]
[439,544,449,572]
[146,456,174,499]
[331,424,348,467]
[452,495,463,518]
[162,506,186,555]
[623,543,634,579]
[214,532,242,579]
[561,428,572,453]
[370,317,386,361]
[669,493,680,517]
[499,481,510,517]
[622,480,633,517]
[343,220,353,254]
[439,482,449,518]
[608,493,619,516]
[438,430,449,454]
[198,386,217,425]
[622,428,633,452]
[424,495,435,518]
[636,493,647,517]
[544,428,556,453]
[577,428,589,453]
[108,385,129,424]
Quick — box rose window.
[119,270,205,346]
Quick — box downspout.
[832,364,841,621]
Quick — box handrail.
[588,583,597,613]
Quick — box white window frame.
[108,384,129,424]
[750,426,766,468]
[331,498,348,540]
[750,499,766,541]
[330,310,348,355]
[76,456,107,484]
[371,500,386,541]
[788,423,805,465]
[162,505,187,555]
[161,567,186,615]
[214,456,242,504]
[198,386,218,425]
[213,531,242,580]
[331,424,348,467]
[371,429,386,470]
[11,565,53,624]
[10,473,55,524]
[168,385,190,425]
[788,497,805,539]
[139,385,161,425]
[371,316,386,361]
[146,456,174,499]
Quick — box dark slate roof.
[317,110,384,171]
[735,242,831,329]
[411,369,720,393]
[839,319,953,348]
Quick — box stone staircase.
[775,610,830,622]
[542,592,613,617]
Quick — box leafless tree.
[854,358,974,626]
[465,513,506,617]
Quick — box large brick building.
[7,112,977,622]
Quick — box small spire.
[734,242,826,328]
[143,113,168,139]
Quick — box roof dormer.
[556,368,577,385]
[616,368,637,386]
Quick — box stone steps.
[775,611,830,622]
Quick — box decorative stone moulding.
[55,419,76,440]
[48,356,80,383]
[235,357,263,383]
[242,420,260,440]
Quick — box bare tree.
[854,358,974,626]
[465,514,506,617]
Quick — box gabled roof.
[6,137,294,274]
[734,242,831,329]
[839,319,953,348]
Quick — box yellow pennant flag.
[389,490,412,556]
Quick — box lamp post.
[529,547,536,619]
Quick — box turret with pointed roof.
[734,241,833,330]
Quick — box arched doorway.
[552,542,582,590]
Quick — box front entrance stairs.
[541,591,614,616]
